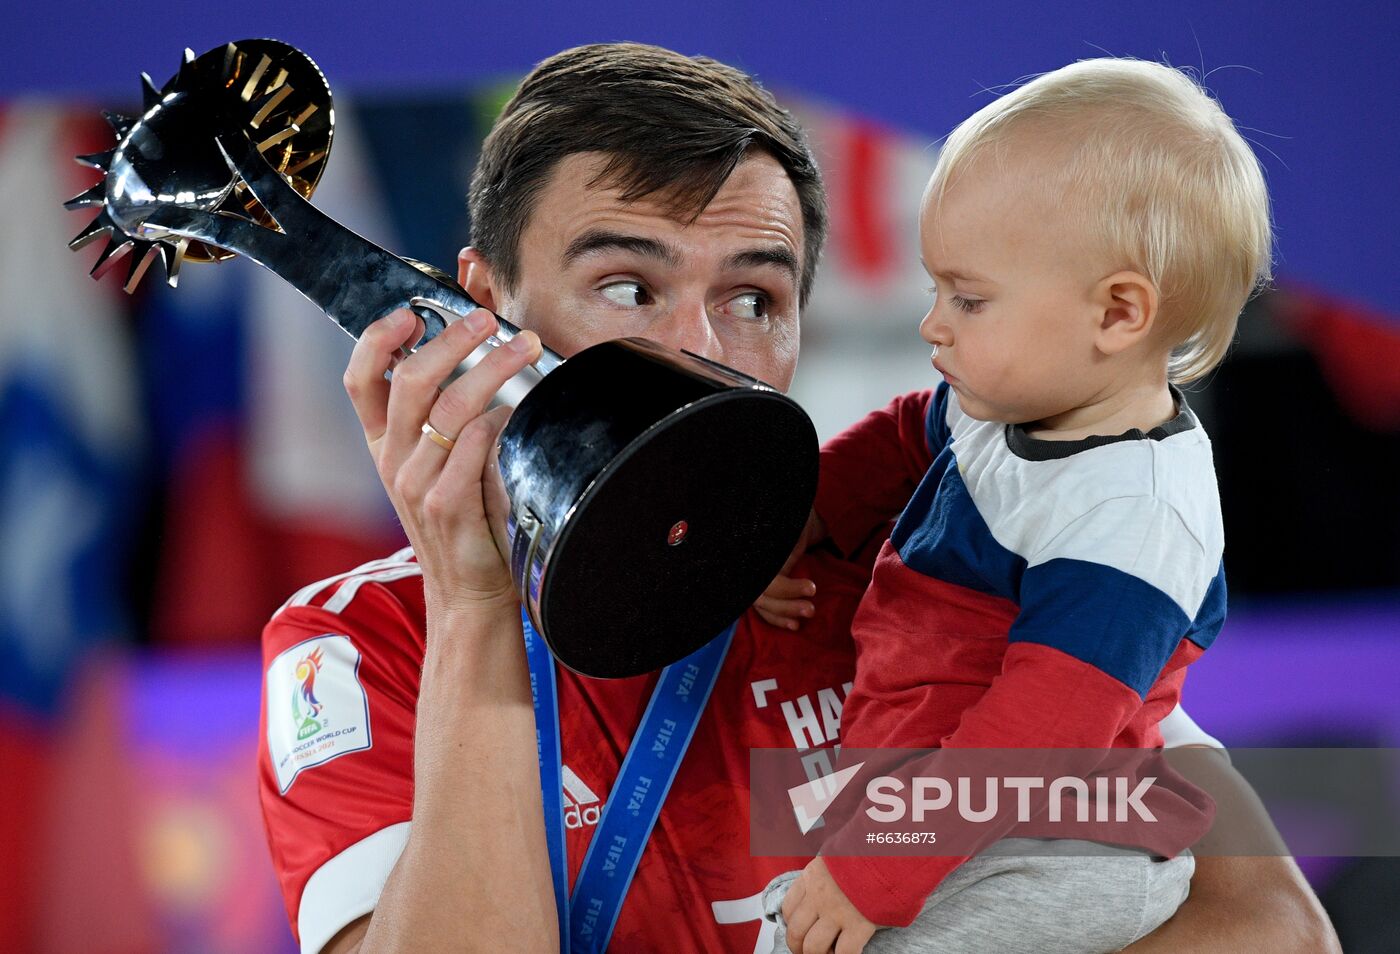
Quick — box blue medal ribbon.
[522,607,735,953]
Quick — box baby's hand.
[781,857,877,954]
[755,509,827,630]
[755,573,816,630]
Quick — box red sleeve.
[814,388,940,558]
[257,577,426,949]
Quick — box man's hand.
[781,857,878,954]
[756,509,828,630]
[1123,748,1341,953]
[343,307,541,611]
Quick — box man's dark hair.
[468,43,828,306]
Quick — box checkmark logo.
[787,761,866,834]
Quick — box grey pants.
[761,839,1193,954]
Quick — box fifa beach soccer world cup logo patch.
[293,646,326,740]
[267,634,372,794]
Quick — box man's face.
[460,150,805,391]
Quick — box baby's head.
[919,58,1272,425]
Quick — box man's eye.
[726,291,769,321]
[600,281,651,308]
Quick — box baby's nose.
[919,310,951,346]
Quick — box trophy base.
[536,387,816,679]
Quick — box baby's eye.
[951,296,985,314]
[600,280,652,308]
[723,291,770,321]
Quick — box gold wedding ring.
[421,421,457,451]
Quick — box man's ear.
[457,246,500,313]
[1092,270,1159,356]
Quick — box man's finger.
[383,309,501,469]
[343,310,421,446]
[436,405,513,499]
[428,326,542,436]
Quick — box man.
[257,42,1338,953]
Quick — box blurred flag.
[0,102,143,945]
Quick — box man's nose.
[654,300,719,358]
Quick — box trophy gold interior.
[185,40,336,262]
[65,39,335,291]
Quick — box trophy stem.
[135,127,563,399]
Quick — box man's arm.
[353,598,557,954]
[1124,748,1340,953]
[313,309,557,953]
[319,602,557,952]
[323,916,369,953]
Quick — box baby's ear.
[1093,270,1159,356]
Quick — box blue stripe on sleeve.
[1009,558,1192,697]
[893,459,1025,603]
[1186,562,1227,651]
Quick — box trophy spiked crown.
[63,39,334,292]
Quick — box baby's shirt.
[814,383,1225,925]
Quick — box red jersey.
[258,545,865,954]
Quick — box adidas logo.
[562,764,602,830]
